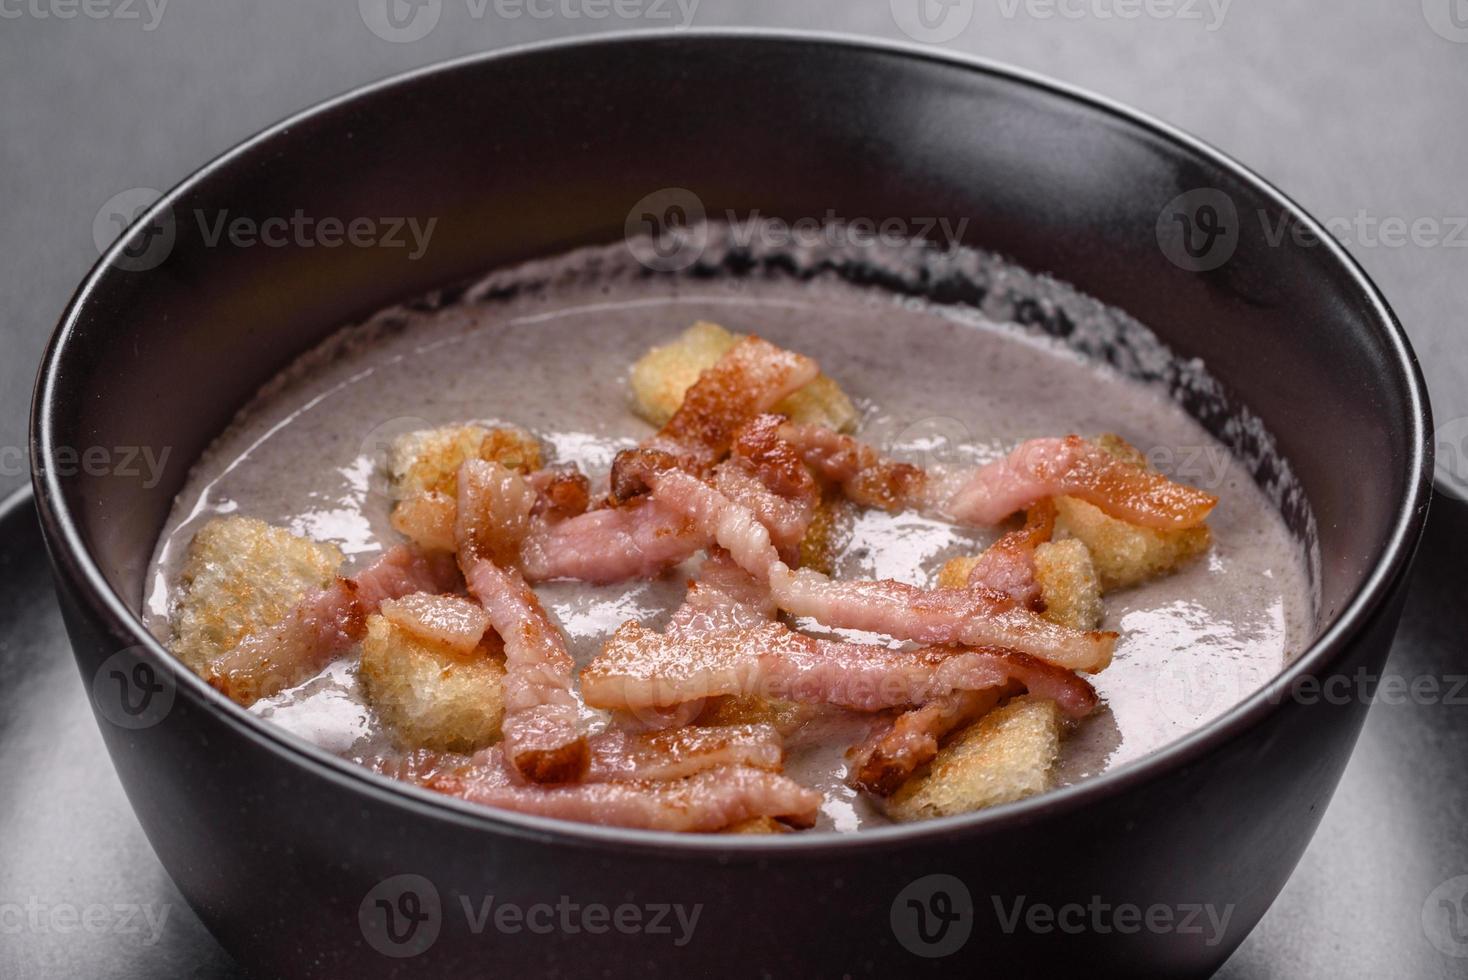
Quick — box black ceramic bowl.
[31,31,1432,977]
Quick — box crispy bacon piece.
[379,592,491,657]
[458,461,588,783]
[848,686,1015,796]
[778,422,927,511]
[647,336,819,469]
[646,468,1115,672]
[960,500,1056,607]
[425,751,820,831]
[520,496,702,584]
[781,425,1216,530]
[525,415,821,583]
[373,722,785,785]
[529,466,592,522]
[583,614,1098,718]
[945,435,1217,530]
[204,546,460,706]
[584,724,785,781]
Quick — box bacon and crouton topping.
[167,323,1222,832]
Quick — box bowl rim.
[30,27,1434,855]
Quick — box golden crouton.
[359,614,506,753]
[1051,433,1211,591]
[387,424,542,499]
[936,554,980,591]
[1053,496,1211,592]
[170,517,343,674]
[629,322,858,432]
[886,695,1062,822]
[1032,539,1104,631]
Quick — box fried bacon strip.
[960,500,1056,607]
[646,468,1116,672]
[203,545,459,706]
[457,460,588,783]
[780,424,1216,530]
[526,414,820,583]
[426,752,820,831]
[847,687,1015,797]
[582,616,1098,719]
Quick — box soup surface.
[146,240,1315,832]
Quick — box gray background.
[2,0,1465,498]
[2,1,1466,977]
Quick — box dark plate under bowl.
[29,31,1432,977]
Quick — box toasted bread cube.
[170,517,343,674]
[1054,496,1211,592]
[629,321,858,432]
[387,424,542,500]
[359,614,506,752]
[1033,539,1104,631]
[936,554,980,590]
[886,695,1062,822]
